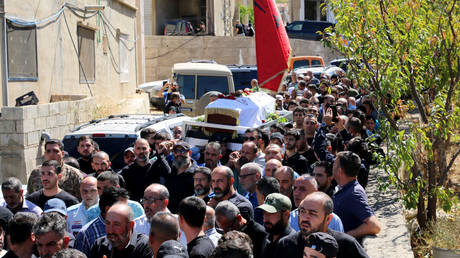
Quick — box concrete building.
[142,0,236,36]
[0,0,149,183]
[0,0,144,108]
[289,0,335,22]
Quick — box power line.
[62,10,93,96]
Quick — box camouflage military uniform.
[27,163,85,200]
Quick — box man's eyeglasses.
[174,148,188,154]
[239,172,257,179]
[141,197,164,204]
[243,136,258,142]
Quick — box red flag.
[254,0,291,93]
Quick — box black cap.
[306,232,339,258]
[157,240,189,258]
[0,207,13,232]
[270,132,284,144]
[173,141,191,151]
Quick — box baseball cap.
[157,240,189,258]
[257,193,291,213]
[123,147,134,155]
[270,132,284,144]
[43,198,67,216]
[173,141,191,151]
[306,232,339,258]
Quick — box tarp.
[254,0,291,93]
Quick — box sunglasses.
[243,136,258,141]
[173,148,188,154]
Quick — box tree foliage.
[324,0,459,230]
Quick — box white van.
[172,63,235,116]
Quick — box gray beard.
[195,187,210,196]
[173,157,190,169]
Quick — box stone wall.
[0,98,97,183]
[144,35,342,82]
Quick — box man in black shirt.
[165,141,198,213]
[313,161,336,197]
[209,166,254,221]
[3,212,38,258]
[215,201,267,258]
[89,203,153,258]
[178,197,214,258]
[121,138,170,202]
[76,135,96,174]
[26,160,78,209]
[274,191,368,258]
[283,129,309,175]
[257,193,295,258]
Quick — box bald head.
[80,176,98,208]
[149,212,179,255]
[300,191,334,216]
[293,175,318,207]
[92,151,111,173]
[265,159,282,177]
[135,138,149,146]
[92,151,109,161]
[106,203,134,249]
[81,176,97,186]
[204,206,216,231]
[143,184,170,218]
[107,202,134,222]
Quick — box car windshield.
[177,74,195,99]
[293,60,310,69]
[311,60,323,67]
[197,76,229,97]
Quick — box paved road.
[363,168,413,257]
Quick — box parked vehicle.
[285,21,334,40]
[164,20,195,36]
[227,65,258,91]
[329,58,358,72]
[293,66,324,80]
[172,62,235,117]
[62,114,192,170]
[289,56,325,71]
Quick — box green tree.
[239,5,254,24]
[324,0,459,233]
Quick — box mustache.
[300,221,311,227]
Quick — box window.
[293,60,310,69]
[197,76,229,97]
[177,74,195,99]
[119,33,129,83]
[77,26,95,83]
[287,22,303,32]
[304,0,327,21]
[6,20,38,81]
[311,60,322,67]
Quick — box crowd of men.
[0,70,383,258]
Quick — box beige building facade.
[0,0,142,108]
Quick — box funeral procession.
[0,0,458,258]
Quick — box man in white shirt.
[66,176,99,236]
